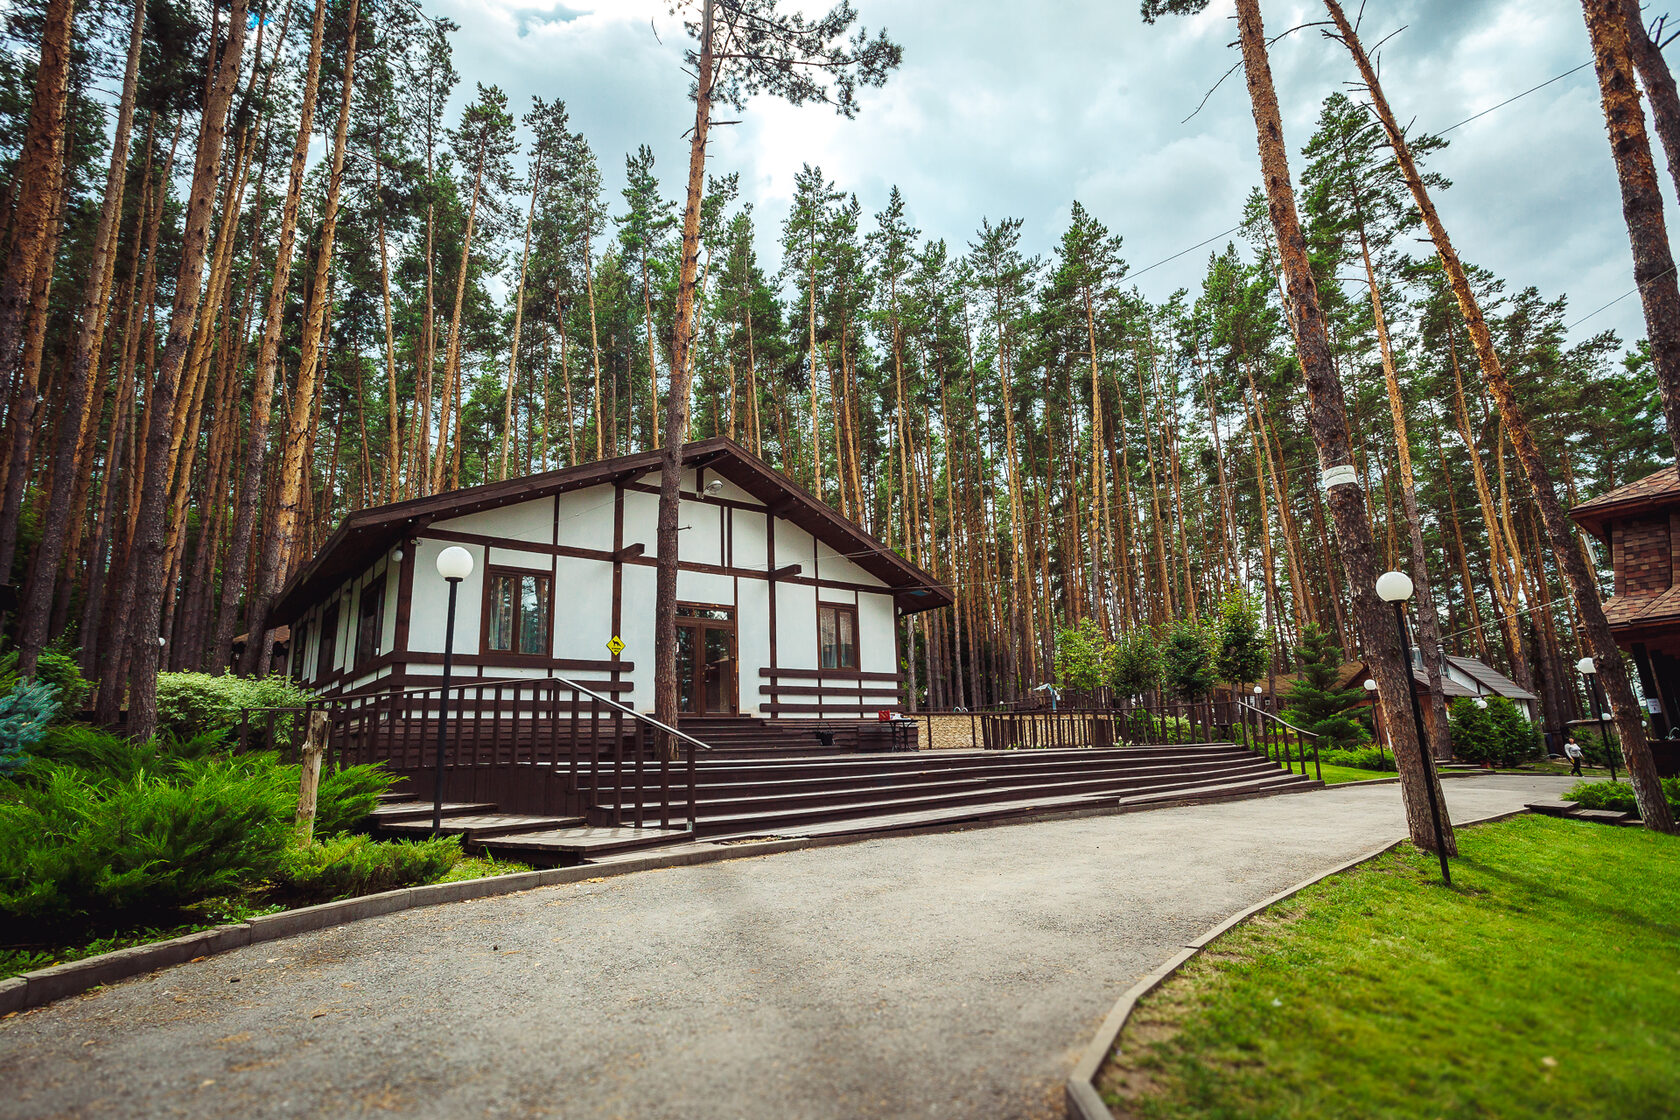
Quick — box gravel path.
[0,775,1573,1120]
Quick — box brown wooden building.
[1571,466,1680,765]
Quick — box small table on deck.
[883,716,918,752]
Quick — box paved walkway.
[0,775,1573,1120]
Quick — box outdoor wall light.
[705,478,725,495]
[1474,698,1488,709]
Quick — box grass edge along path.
[1097,814,1680,1120]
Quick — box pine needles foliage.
[1282,621,1369,749]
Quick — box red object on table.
[877,709,893,722]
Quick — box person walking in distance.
[1565,739,1585,777]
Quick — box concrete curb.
[0,838,814,1017]
[0,774,1458,1019]
[1062,807,1531,1120]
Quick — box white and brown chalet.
[270,438,951,726]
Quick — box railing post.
[612,707,624,827]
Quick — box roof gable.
[1570,466,1680,539]
[272,438,950,623]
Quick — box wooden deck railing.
[240,677,711,831]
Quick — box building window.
[317,603,339,681]
[818,603,858,670]
[486,568,551,656]
[290,623,309,682]
[355,576,385,668]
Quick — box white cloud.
[428,0,1666,350]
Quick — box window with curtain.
[818,603,858,670]
[486,569,551,655]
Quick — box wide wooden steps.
[586,742,1318,837]
[368,743,1319,865]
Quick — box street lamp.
[432,546,474,834]
[1364,678,1389,770]
[1577,656,1617,782]
[1377,570,1452,887]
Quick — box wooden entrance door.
[676,606,737,715]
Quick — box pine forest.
[0,0,1673,761]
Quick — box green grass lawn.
[1307,761,1393,785]
[1099,815,1680,1119]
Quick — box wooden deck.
[368,737,1320,865]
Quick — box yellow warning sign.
[606,635,625,656]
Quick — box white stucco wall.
[290,475,909,714]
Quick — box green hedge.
[276,834,461,904]
[0,726,410,940]
[154,672,315,749]
[1449,697,1542,767]
[1562,777,1680,817]
[1319,746,1394,772]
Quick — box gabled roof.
[1446,655,1538,702]
[271,437,953,624]
[1570,466,1680,540]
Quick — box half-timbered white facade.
[271,438,950,719]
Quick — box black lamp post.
[1377,570,1452,887]
[1577,656,1617,783]
[1363,678,1387,771]
[433,545,474,834]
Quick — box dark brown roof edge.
[271,437,952,624]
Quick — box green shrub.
[1109,628,1162,697]
[1450,697,1541,767]
[1282,622,1370,750]
[0,681,58,775]
[315,764,395,833]
[1562,777,1680,817]
[33,648,89,714]
[0,760,296,936]
[1123,709,1193,742]
[154,672,314,749]
[1162,617,1218,701]
[275,834,460,904]
[1320,746,1394,772]
[1054,617,1110,693]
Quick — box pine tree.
[1283,621,1368,748]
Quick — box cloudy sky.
[427,0,1667,352]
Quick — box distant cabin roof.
[1570,465,1680,541]
[271,437,952,625]
[1446,655,1538,702]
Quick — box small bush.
[0,681,58,775]
[1320,746,1394,772]
[315,764,394,834]
[275,834,460,904]
[33,648,89,714]
[0,760,296,936]
[1450,697,1541,767]
[1562,777,1680,817]
[154,672,314,749]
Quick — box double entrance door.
[675,605,737,715]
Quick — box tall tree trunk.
[1325,0,1673,833]
[121,0,249,739]
[16,0,143,675]
[1357,223,1452,758]
[0,0,75,376]
[1584,0,1680,462]
[246,0,359,677]
[653,0,716,757]
[220,0,329,676]
[501,155,542,478]
[1239,0,1453,853]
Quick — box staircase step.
[368,800,497,823]
[480,825,693,862]
[380,812,585,839]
